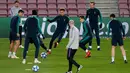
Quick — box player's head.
[32,10,38,16]
[14,0,19,7]
[59,9,65,16]
[69,20,75,28]
[18,10,24,17]
[90,2,95,8]
[79,16,85,22]
[110,14,116,19]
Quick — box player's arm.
[107,21,111,39]
[80,22,88,43]
[66,17,70,31]
[67,28,75,48]
[47,16,59,23]
[120,21,125,37]
[23,18,28,33]
[37,18,42,34]
[85,10,89,20]
[97,9,103,28]
[16,17,20,36]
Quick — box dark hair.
[18,10,24,13]
[32,10,38,15]
[14,0,19,3]
[90,2,95,5]
[110,14,116,18]
[79,16,85,19]
[60,8,65,11]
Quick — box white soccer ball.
[41,52,47,59]
[32,65,39,72]
[43,17,47,21]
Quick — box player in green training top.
[86,2,103,51]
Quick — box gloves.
[42,34,46,40]
[99,23,102,28]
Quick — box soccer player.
[66,20,83,73]
[10,0,24,48]
[107,14,128,64]
[47,9,69,54]
[8,10,24,59]
[79,16,92,58]
[22,10,42,64]
[86,2,103,50]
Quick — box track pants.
[49,30,65,49]
[23,36,40,59]
[89,27,100,46]
[79,36,92,51]
[67,48,80,71]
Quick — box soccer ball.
[41,52,47,59]
[32,65,39,72]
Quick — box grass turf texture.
[0,38,130,73]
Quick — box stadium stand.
[0,0,130,17]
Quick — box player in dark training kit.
[107,14,128,64]
[47,9,69,54]
[8,10,24,59]
[86,2,103,51]
[79,16,92,58]
[22,10,43,64]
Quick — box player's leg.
[38,36,47,51]
[22,37,30,64]
[54,32,65,48]
[88,28,93,50]
[48,30,60,53]
[95,28,100,51]
[8,41,14,58]
[79,36,92,58]
[11,40,20,59]
[111,38,117,63]
[33,36,41,64]
[19,26,24,48]
[118,39,128,63]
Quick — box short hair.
[90,2,95,5]
[18,10,24,13]
[32,10,38,15]
[79,16,85,19]
[60,8,65,11]
[110,14,116,18]
[14,0,19,3]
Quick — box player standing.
[10,0,24,48]
[22,10,43,64]
[66,20,83,73]
[8,10,24,59]
[86,2,103,50]
[47,9,69,54]
[79,16,92,58]
[107,14,128,64]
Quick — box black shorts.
[9,32,20,43]
[112,37,123,46]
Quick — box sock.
[86,49,88,52]
[89,46,92,48]
[9,51,12,55]
[112,57,114,62]
[35,58,38,61]
[13,52,16,56]
[97,46,100,48]
[123,56,127,60]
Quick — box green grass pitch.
[0,38,130,73]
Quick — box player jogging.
[22,10,43,64]
[86,2,103,51]
[66,20,83,73]
[47,9,69,54]
[79,16,92,58]
[8,10,24,59]
[107,14,128,64]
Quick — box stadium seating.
[1,0,130,17]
